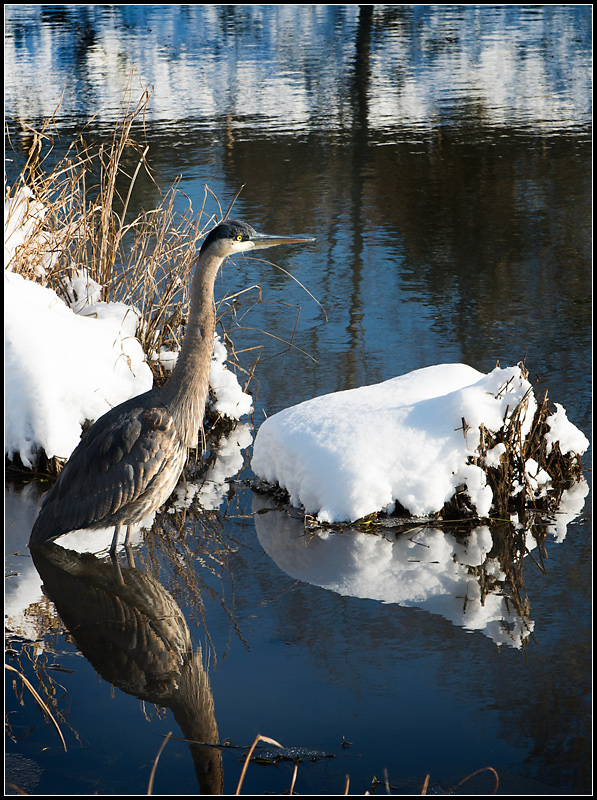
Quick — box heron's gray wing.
[30,398,180,544]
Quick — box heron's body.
[29,219,314,552]
[30,390,187,543]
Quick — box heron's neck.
[161,250,222,447]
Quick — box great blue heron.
[29,219,315,554]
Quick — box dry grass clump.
[461,366,584,522]
[5,86,211,381]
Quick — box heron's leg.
[123,525,132,547]
[109,525,121,557]
[124,525,135,568]
[109,525,125,582]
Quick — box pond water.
[5,6,592,796]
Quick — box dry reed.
[6,85,210,382]
[147,731,173,795]
[5,663,67,752]
[235,734,284,795]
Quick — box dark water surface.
[5,6,592,796]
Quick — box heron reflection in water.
[29,219,315,554]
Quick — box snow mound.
[252,364,589,523]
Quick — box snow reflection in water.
[253,480,589,650]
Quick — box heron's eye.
[236,235,243,241]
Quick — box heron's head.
[200,219,315,258]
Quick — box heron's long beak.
[250,232,316,249]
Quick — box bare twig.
[222,184,246,222]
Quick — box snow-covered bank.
[5,185,253,472]
[252,363,589,524]
[4,270,253,469]
[5,270,153,467]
